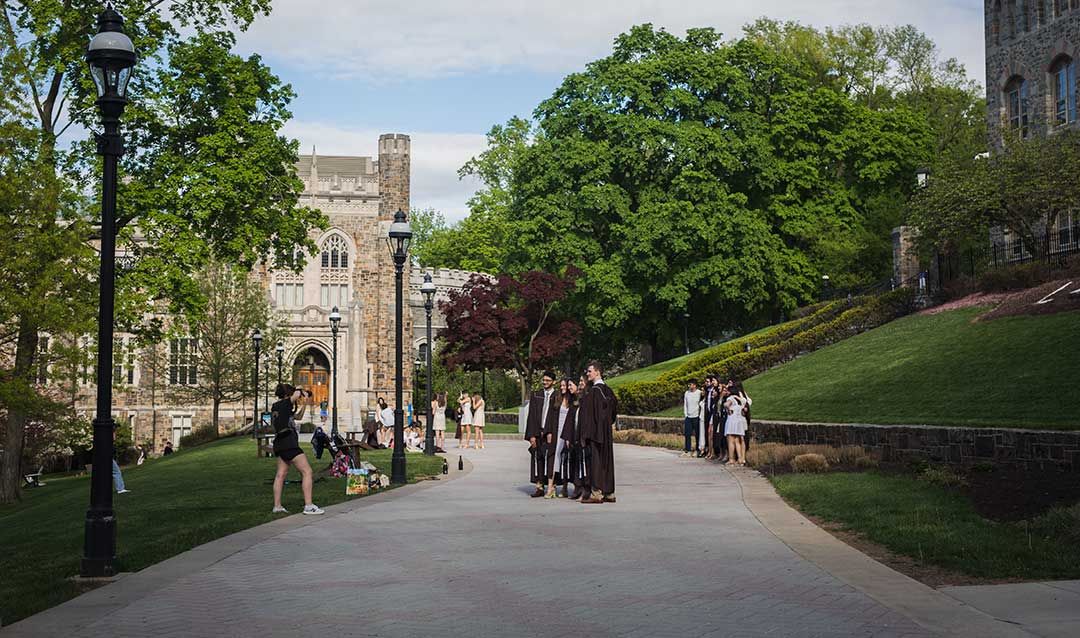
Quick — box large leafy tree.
[0,0,323,503]
[439,271,581,403]
[910,129,1080,257]
[505,25,925,359]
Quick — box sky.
[233,0,987,222]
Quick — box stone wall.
[615,415,1080,471]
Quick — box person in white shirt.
[682,381,702,458]
[379,398,395,448]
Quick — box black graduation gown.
[525,389,558,483]
[579,382,617,495]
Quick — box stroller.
[312,427,357,478]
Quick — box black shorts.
[273,431,303,462]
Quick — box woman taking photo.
[271,384,323,515]
[458,390,473,449]
[471,392,486,449]
[432,392,448,451]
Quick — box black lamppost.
[275,341,284,385]
[82,7,136,578]
[420,273,436,455]
[683,312,691,354]
[413,358,422,412]
[329,306,341,437]
[252,329,262,438]
[386,210,412,484]
[822,274,831,300]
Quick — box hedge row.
[615,288,918,414]
[655,297,860,384]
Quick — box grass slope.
[0,438,443,625]
[741,308,1080,429]
[772,472,1080,580]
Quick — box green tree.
[409,206,447,267]
[910,129,1080,257]
[507,25,925,359]
[0,0,322,503]
[170,259,274,436]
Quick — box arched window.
[1005,76,1030,136]
[1051,56,1077,124]
[418,342,430,366]
[320,235,349,269]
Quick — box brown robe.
[578,381,617,495]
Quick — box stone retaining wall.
[614,415,1080,471]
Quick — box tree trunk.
[0,317,39,504]
[212,397,220,437]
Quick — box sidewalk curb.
[726,466,1035,638]
[1,456,474,637]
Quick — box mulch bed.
[977,278,1080,320]
[963,464,1080,521]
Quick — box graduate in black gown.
[578,361,617,503]
[524,370,559,497]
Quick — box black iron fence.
[935,227,1080,294]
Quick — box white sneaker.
[271,506,288,514]
[302,504,324,515]
[680,452,691,458]
[117,489,131,494]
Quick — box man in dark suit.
[524,370,559,497]
[702,376,719,458]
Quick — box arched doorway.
[293,347,331,416]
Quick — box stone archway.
[292,347,331,417]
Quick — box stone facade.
[71,134,481,451]
[612,415,1080,471]
[985,2,1080,145]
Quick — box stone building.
[985,1,1080,251]
[70,134,480,451]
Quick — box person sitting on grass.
[271,383,324,516]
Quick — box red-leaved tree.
[440,270,581,404]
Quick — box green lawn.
[0,437,443,625]
[735,308,1080,429]
[772,472,1080,580]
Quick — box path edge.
[728,466,1035,638]
[1,456,475,637]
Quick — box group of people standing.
[524,362,618,503]
[451,390,486,449]
[682,377,752,465]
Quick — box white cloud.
[240,1,985,82]
[282,121,486,222]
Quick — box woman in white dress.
[432,392,447,451]
[458,391,473,449]
[471,392,486,449]
[724,383,751,465]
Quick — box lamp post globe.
[385,210,412,484]
[329,306,341,437]
[251,329,262,439]
[420,273,436,455]
[82,6,136,579]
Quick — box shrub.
[616,288,917,414]
[613,429,684,451]
[791,453,830,473]
[299,421,316,434]
[179,425,218,449]
[746,443,875,468]
[1028,503,1080,544]
[917,465,968,489]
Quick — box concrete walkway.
[1,442,1067,637]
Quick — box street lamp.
[915,166,930,189]
[386,210,412,484]
[275,341,284,385]
[252,329,262,439]
[82,7,136,578]
[329,306,341,437]
[822,274,831,300]
[683,312,691,355]
[420,273,437,455]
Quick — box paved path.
[0,442,1035,638]
[942,582,1080,638]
